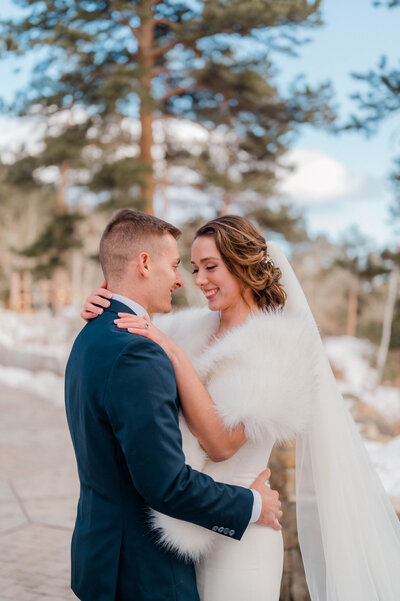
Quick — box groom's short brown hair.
[99,209,181,282]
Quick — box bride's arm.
[115,314,247,462]
[169,344,247,462]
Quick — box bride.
[82,214,400,601]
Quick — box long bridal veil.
[268,241,400,601]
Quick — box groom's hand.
[250,468,282,530]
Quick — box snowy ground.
[1,308,400,498]
[0,307,81,406]
[364,437,400,500]
[324,336,400,422]
[324,336,400,498]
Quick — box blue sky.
[275,0,400,248]
[0,0,399,249]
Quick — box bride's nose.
[195,269,208,287]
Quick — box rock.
[290,547,310,601]
[280,572,291,601]
[270,443,309,599]
[349,398,395,440]
[279,445,296,469]
[391,497,400,518]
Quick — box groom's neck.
[108,285,149,314]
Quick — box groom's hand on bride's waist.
[250,468,282,530]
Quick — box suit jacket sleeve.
[103,336,253,540]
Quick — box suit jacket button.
[223,528,229,535]
[218,526,224,533]
[212,526,218,532]
[229,529,235,536]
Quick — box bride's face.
[191,236,243,311]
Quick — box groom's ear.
[137,252,151,277]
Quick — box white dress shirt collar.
[111,293,150,320]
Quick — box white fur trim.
[196,311,319,443]
[153,307,219,362]
[148,511,217,563]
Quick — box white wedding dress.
[196,440,284,601]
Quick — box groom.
[65,209,282,601]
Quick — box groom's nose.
[175,272,183,288]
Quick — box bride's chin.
[207,301,222,312]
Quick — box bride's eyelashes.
[191,265,217,275]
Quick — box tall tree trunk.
[57,160,69,213]
[27,195,38,244]
[22,270,33,312]
[9,271,22,311]
[138,16,155,215]
[220,190,231,216]
[346,277,359,336]
[375,266,399,387]
[160,164,169,220]
[51,268,71,312]
[71,249,84,307]
[82,258,99,306]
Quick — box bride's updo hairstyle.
[194,215,287,312]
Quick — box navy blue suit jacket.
[65,299,253,601]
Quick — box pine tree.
[0,155,54,308]
[346,2,400,222]
[374,247,400,385]
[1,0,334,215]
[334,227,379,337]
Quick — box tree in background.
[333,227,378,337]
[0,0,334,216]
[0,153,56,309]
[347,1,400,221]
[374,248,400,386]
[162,122,310,241]
[345,0,400,380]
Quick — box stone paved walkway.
[0,385,78,601]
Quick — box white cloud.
[279,148,382,206]
[0,106,91,162]
[0,115,45,160]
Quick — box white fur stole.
[150,307,319,561]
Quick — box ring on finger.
[144,322,149,330]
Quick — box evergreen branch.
[159,85,198,102]
[152,39,181,57]
[152,66,173,78]
[112,13,140,40]
[154,17,177,27]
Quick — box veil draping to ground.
[268,241,400,601]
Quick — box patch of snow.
[0,307,81,362]
[0,365,64,406]
[323,336,376,392]
[364,436,400,499]
[324,336,400,422]
[324,335,400,501]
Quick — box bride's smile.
[191,234,260,336]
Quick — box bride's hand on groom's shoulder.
[114,314,176,359]
[81,282,113,321]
